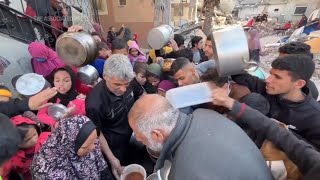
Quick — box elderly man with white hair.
[129,94,274,180]
[86,54,135,179]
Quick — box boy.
[130,62,148,101]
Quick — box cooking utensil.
[146,173,159,180]
[78,65,99,85]
[15,73,51,97]
[166,82,212,109]
[211,25,259,77]
[48,103,68,121]
[147,25,174,50]
[56,31,97,67]
[121,164,146,180]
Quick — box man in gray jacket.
[128,94,274,180]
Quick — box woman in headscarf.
[28,42,65,80]
[30,115,111,179]
[37,66,85,127]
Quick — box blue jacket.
[90,58,105,78]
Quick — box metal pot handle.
[242,57,259,72]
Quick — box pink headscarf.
[248,29,261,50]
[28,42,65,77]
[128,40,147,64]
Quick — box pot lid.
[16,73,46,96]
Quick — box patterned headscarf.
[30,115,107,180]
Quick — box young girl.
[37,66,86,127]
[31,115,110,179]
[2,115,49,180]
[128,41,147,65]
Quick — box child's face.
[99,49,111,59]
[19,126,39,149]
[130,48,139,57]
[0,95,10,102]
[147,76,160,87]
[136,73,146,85]
[157,89,166,97]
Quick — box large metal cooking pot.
[147,25,174,50]
[56,31,97,67]
[78,65,99,85]
[211,25,258,77]
[16,73,51,97]
[48,103,68,121]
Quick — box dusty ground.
[259,35,320,100]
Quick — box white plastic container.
[165,82,212,109]
[120,164,146,180]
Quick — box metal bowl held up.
[147,25,174,50]
[78,65,99,85]
[211,25,258,77]
[56,31,97,67]
[48,103,68,121]
[16,73,51,97]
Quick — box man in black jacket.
[211,85,320,180]
[232,54,320,150]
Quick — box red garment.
[246,18,254,27]
[283,23,292,30]
[71,67,93,95]
[37,98,86,127]
[2,116,49,180]
[133,33,138,44]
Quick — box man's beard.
[146,136,163,152]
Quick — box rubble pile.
[260,45,320,79]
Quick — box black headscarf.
[49,66,78,106]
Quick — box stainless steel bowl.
[78,65,99,85]
[16,73,51,97]
[48,103,68,121]
[56,31,97,67]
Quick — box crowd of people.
[1,4,320,180]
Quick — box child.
[146,63,163,93]
[130,62,148,100]
[37,66,86,127]
[90,42,111,78]
[2,115,49,180]
[128,41,147,65]
[157,80,176,97]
